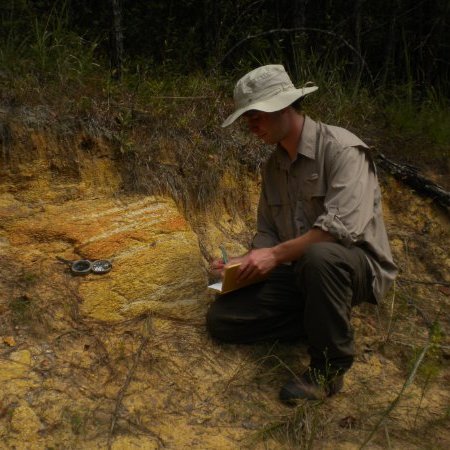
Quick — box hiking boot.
[279,368,344,404]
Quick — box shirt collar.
[275,115,317,169]
[297,115,316,160]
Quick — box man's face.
[242,109,289,144]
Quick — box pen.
[219,245,229,264]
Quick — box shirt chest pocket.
[299,173,327,224]
[266,191,290,241]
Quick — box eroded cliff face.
[4,194,209,320]
[0,117,449,449]
[0,119,251,323]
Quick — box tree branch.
[217,27,374,85]
[376,153,450,213]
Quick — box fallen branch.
[376,153,450,213]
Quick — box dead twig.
[53,328,116,377]
[383,282,396,344]
[359,338,432,449]
[397,277,450,287]
[407,299,434,329]
[392,338,450,351]
[106,316,152,450]
[120,415,166,447]
[360,306,440,449]
[83,311,204,330]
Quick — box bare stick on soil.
[360,322,435,448]
[106,316,159,449]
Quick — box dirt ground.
[0,123,449,449]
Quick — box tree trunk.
[286,0,308,72]
[381,0,400,88]
[293,0,307,29]
[354,0,363,74]
[111,0,124,80]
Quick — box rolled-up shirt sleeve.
[314,146,376,247]
[252,183,280,249]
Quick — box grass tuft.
[251,401,328,449]
[8,295,33,324]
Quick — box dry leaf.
[0,401,8,419]
[3,336,16,347]
[438,286,450,296]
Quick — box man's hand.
[210,255,246,278]
[237,248,277,283]
[209,258,225,278]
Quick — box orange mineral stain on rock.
[2,191,208,323]
[157,215,188,232]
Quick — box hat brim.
[221,86,318,128]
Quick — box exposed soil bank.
[0,117,449,449]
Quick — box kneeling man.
[207,65,397,403]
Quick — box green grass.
[1,0,100,83]
[1,11,448,215]
[2,62,448,216]
[385,87,450,150]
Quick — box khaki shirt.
[252,115,397,302]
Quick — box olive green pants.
[206,242,374,372]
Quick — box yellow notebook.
[207,263,266,295]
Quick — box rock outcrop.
[3,194,209,321]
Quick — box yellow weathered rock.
[3,195,208,322]
[9,350,32,366]
[0,362,24,384]
[0,359,39,392]
[10,404,42,438]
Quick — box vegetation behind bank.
[1,0,449,210]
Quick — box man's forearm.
[272,228,336,264]
[235,228,336,282]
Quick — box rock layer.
[1,194,208,322]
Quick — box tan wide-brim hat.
[222,64,318,128]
